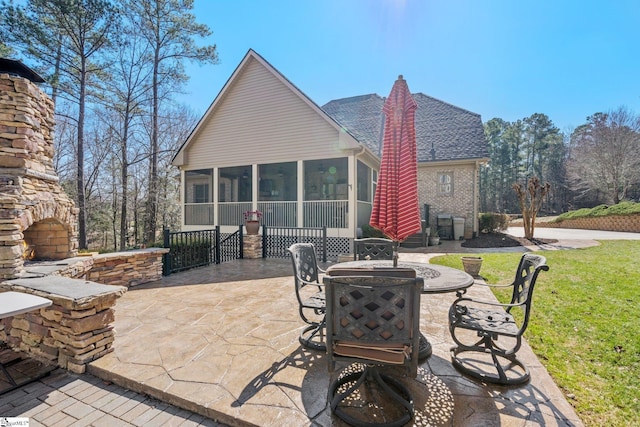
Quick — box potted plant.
[461,256,483,277]
[244,210,263,235]
[428,227,440,246]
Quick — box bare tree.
[568,107,640,204]
[125,0,218,244]
[2,0,120,249]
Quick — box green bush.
[479,212,510,233]
[361,224,387,238]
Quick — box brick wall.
[418,164,478,239]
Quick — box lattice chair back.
[325,272,422,377]
[507,253,549,332]
[288,243,321,288]
[353,238,394,260]
[287,243,327,351]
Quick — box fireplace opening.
[22,218,72,261]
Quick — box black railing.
[262,226,327,262]
[163,226,242,275]
[163,225,327,274]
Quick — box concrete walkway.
[3,231,615,426]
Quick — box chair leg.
[299,320,326,351]
[329,365,413,427]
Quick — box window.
[185,169,212,203]
[304,158,348,200]
[193,184,209,203]
[219,166,252,202]
[258,162,297,201]
[357,161,371,202]
[439,172,453,195]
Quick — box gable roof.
[173,49,363,165]
[322,93,489,163]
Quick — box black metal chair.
[324,269,423,427]
[448,253,549,385]
[353,237,394,260]
[287,243,326,351]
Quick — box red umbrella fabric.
[370,75,422,261]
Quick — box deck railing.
[303,200,348,228]
[184,201,348,229]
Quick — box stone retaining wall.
[512,214,640,233]
[85,248,168,287]
[24,248,169,288]
[1,277,126,374]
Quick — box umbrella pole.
[393,240,399,267]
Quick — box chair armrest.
[452,296,523,310]
[299,277,325,287]
[473,281,514,288]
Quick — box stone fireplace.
[0,58,78,279]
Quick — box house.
[172,49,489,255]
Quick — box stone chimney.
[0,58,78,278]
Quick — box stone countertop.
[1,276,126,310]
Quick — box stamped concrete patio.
[87,249,583,427]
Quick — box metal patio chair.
[353,237,394,260]
[287,243,326,351]
[448,253,549,385]
[324,270,423,426]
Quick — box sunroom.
[183,157,376,239]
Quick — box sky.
[178,0,640,133]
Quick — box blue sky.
[179,0,640,133]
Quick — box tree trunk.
[77,57,87,250]
[119,112,130,251]
[144,42,160,245]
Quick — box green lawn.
[432,241,640,427]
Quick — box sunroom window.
[304,158,348,200]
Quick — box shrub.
[479,212,510,233]
[361,224,387,238]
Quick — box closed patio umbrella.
[370,75,422,266]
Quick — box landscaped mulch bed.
[462,232,557,248]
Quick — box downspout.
[473,160,480,238]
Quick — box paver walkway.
[0,368,225,426]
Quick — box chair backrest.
[287,243,320,288]
[324,270,423,377]
[353,238,394,260]
[507,253,549,329]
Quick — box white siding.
[185,57,348,168]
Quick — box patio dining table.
[326,260,474,358]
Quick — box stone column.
[243,234,262,259]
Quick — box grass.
[555,201,640,221]
[431,241,640,427]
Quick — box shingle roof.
[322,93,489,162]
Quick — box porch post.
[297,161,304,228]
[252,164,259,212]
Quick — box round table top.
[326,260,473,294]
